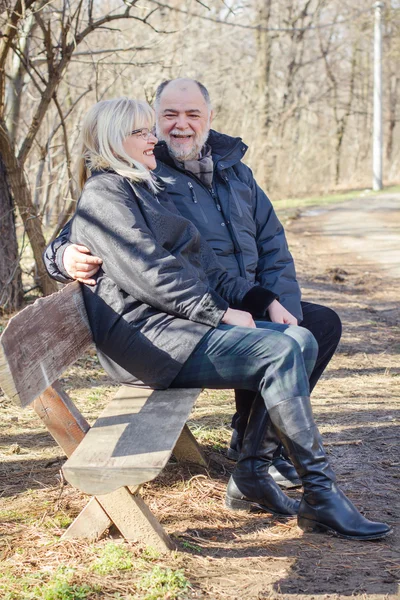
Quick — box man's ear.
[210,109,214,123]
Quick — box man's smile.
[170,131,194,140]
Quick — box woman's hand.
[221,307,256,328]
[64,244,102,285]
[268,299,298,325]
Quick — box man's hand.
[63,244,102,285]
[268,299,298,325]
[221,307,256,328]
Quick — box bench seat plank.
[63,385,202,496]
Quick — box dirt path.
[0,193,399,599]
[295,192,400,313]
[274,192,400,599]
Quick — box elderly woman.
[69,97,390,541]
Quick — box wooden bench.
[0,282,208,553]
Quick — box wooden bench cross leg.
[34,384,205,552]
[64,489,173,552]
[32,385,172,550]
[0,283,206,554]
[63,417,208,545]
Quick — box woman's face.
[122,126,158,170]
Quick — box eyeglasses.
[130,128,153,140]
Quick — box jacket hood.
[154,129,248,171]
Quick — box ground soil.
[0,193,399,599]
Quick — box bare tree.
[385,4,400,164]
[0,0,166,305]
[0,152,23,311]
[1,0,399,312]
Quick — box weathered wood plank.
[33,382,90,458]
[173,424,208,467]
[97,487,174,552]
[0,341,18,406]
[33,381,115,533]
[63,386,202,496]
[62,497,112,541]
[0,282,92,407]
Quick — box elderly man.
[44,79,341,513]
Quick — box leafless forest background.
[0,0,399,312]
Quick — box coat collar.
[89,168,164,195]
[153,129,248,171]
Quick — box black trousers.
[233,301,342,431]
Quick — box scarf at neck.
[175,144,214,188]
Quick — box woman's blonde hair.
[78,97,158,192]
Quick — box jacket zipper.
[181,170,246,279]
[210,186,222,212]
[223,175,243,217]
[188,182,208,223]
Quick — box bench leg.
[62,497,112,541]
[173,424,208,467]
[97,487,174,553]
[62,488,174,552]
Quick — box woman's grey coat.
[69,170,255,388]
[44,131,301,320]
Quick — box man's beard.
[155,122,210,161]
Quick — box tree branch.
[16,1,171,166]
[0,0,37,115]
[52,92,76,204]
[73,44,148,56]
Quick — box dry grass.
[1,203,399,599]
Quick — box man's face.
[155,81,213,160]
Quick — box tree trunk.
[386,74,399,162]
[255,0,273,138]
[0,152,23,313]
[0,120,58,297]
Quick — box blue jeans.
[232,302,342,435]
[171,322,318,411]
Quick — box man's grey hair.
[154,79,212,111]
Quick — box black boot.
[227,411,247,461]
[269,396,392,540]
[225,394,300,518]
[270,445,301,489]
[229,393,301,489]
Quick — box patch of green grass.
[137,566,190,600]
[40,580,93,600]
[91,542,134,575]
[140,547,161,561]
[43,514,74,530]
[0,508,33,524]
[0,569,44,600]
[39,566,97,600]
[275,184,400,214]
[190,424,229,451]
[86,388,106,404]
[181,540,202,553]
[54,514,74,529]
[0,566,96,600]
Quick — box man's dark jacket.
[154,130,302,320]
[44,129,302,320]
